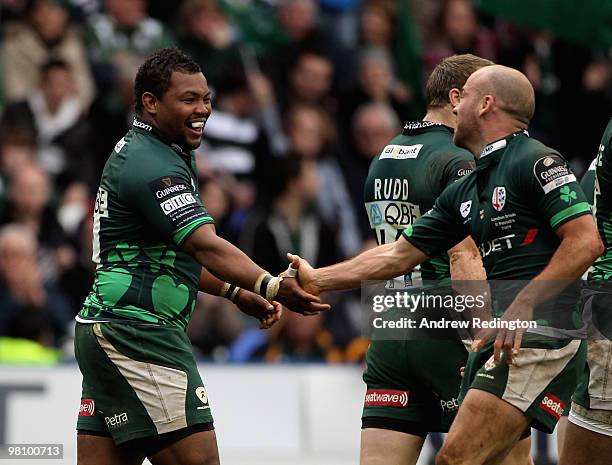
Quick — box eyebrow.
[180,91,212,98]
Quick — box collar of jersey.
[402,120,453,134]
[477,130,530,166]
[131,116,193,161]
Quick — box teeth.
[190,122,204,128]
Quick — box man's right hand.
[286,253,319,295]
[274,254,329,315]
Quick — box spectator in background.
[241,156,341,275]
[0,224,72,344]
[339,46,412,137]
[0,59,95,186]
[198,66,272,215]
[199,176,234,241]
[232,308,338,362]
[235,156,358,362]
[187,290,246,360]
[0,131,37,212]
[0,163,72,283]
[345,102,400,239]
[279,49,336,117]
[1,0,95,111]
[0,307,60,364]
[84,0,174,90]
[261,0,331,90]
[58,203,96,321]
[284,103,361,257]
[87,51,142,177]
[423,0,497,78]
[502,31,563,149]
[359,0,395,50]
[176,0,242,89]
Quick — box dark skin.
[77,71,327,465]
[140,71,212,151]
[139,70,328,315]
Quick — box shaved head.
[469,65,535,125]
[454,65,536,155]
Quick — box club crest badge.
[460,200,472,218]
[492,186,506,211]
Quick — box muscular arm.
[198,266,225,296]
[488,215,603,363]
[448,236,486,281]
[183,224,268,290]
[306,237,429,294]
[183,224,329,314]
[449,237,492,335]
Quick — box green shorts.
[572,286,612,415]
[362,339,468,436]
[460,339,586,433]
[75,322,214,444]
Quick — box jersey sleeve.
[401,185,469,258]
[440,154,475,187]
[580,159,597,207]
[520,153,591,230]
[120,168,214,246]
[430,151,475,196]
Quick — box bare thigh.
[149,430,220,465]
[360,428,425,465]
[436,389,530,465]
[558,419,612,465]
[77,434,145,465]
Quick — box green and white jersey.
[590,118,612,280]
[581,158,597,207]
[364,121,474,286]
[78,118,214,328]
[403,131,590,327]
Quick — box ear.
[478,95,494,117]
[141,92,158,115]
[448,88,461,108]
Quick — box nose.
[194,99,209,116]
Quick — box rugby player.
[559,117,612,465]
[357,53,528,465]
[580,157,597,206]
[290,65,603,465]
[74,48,328,465]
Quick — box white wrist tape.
[285,263,298,278]
[220,282,240,302]
[254,272,282,300]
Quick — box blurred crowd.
[0,0,610,364]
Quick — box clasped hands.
[235,254,327,329]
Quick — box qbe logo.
[364,389,409,408]
[160,193,196,215]
[79,399,95,416]
[539,393,566,420]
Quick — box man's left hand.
[234,289,282,329]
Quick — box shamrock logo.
[560,186,577,203]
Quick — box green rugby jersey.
[364,121,474,286]
[580,158,597,207]
[403,131,590,327]
[590,118,612,280]
[78,118,214,328]
[403,131,590,279]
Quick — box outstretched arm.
[293,236,429,295]
[183,224,329,314]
